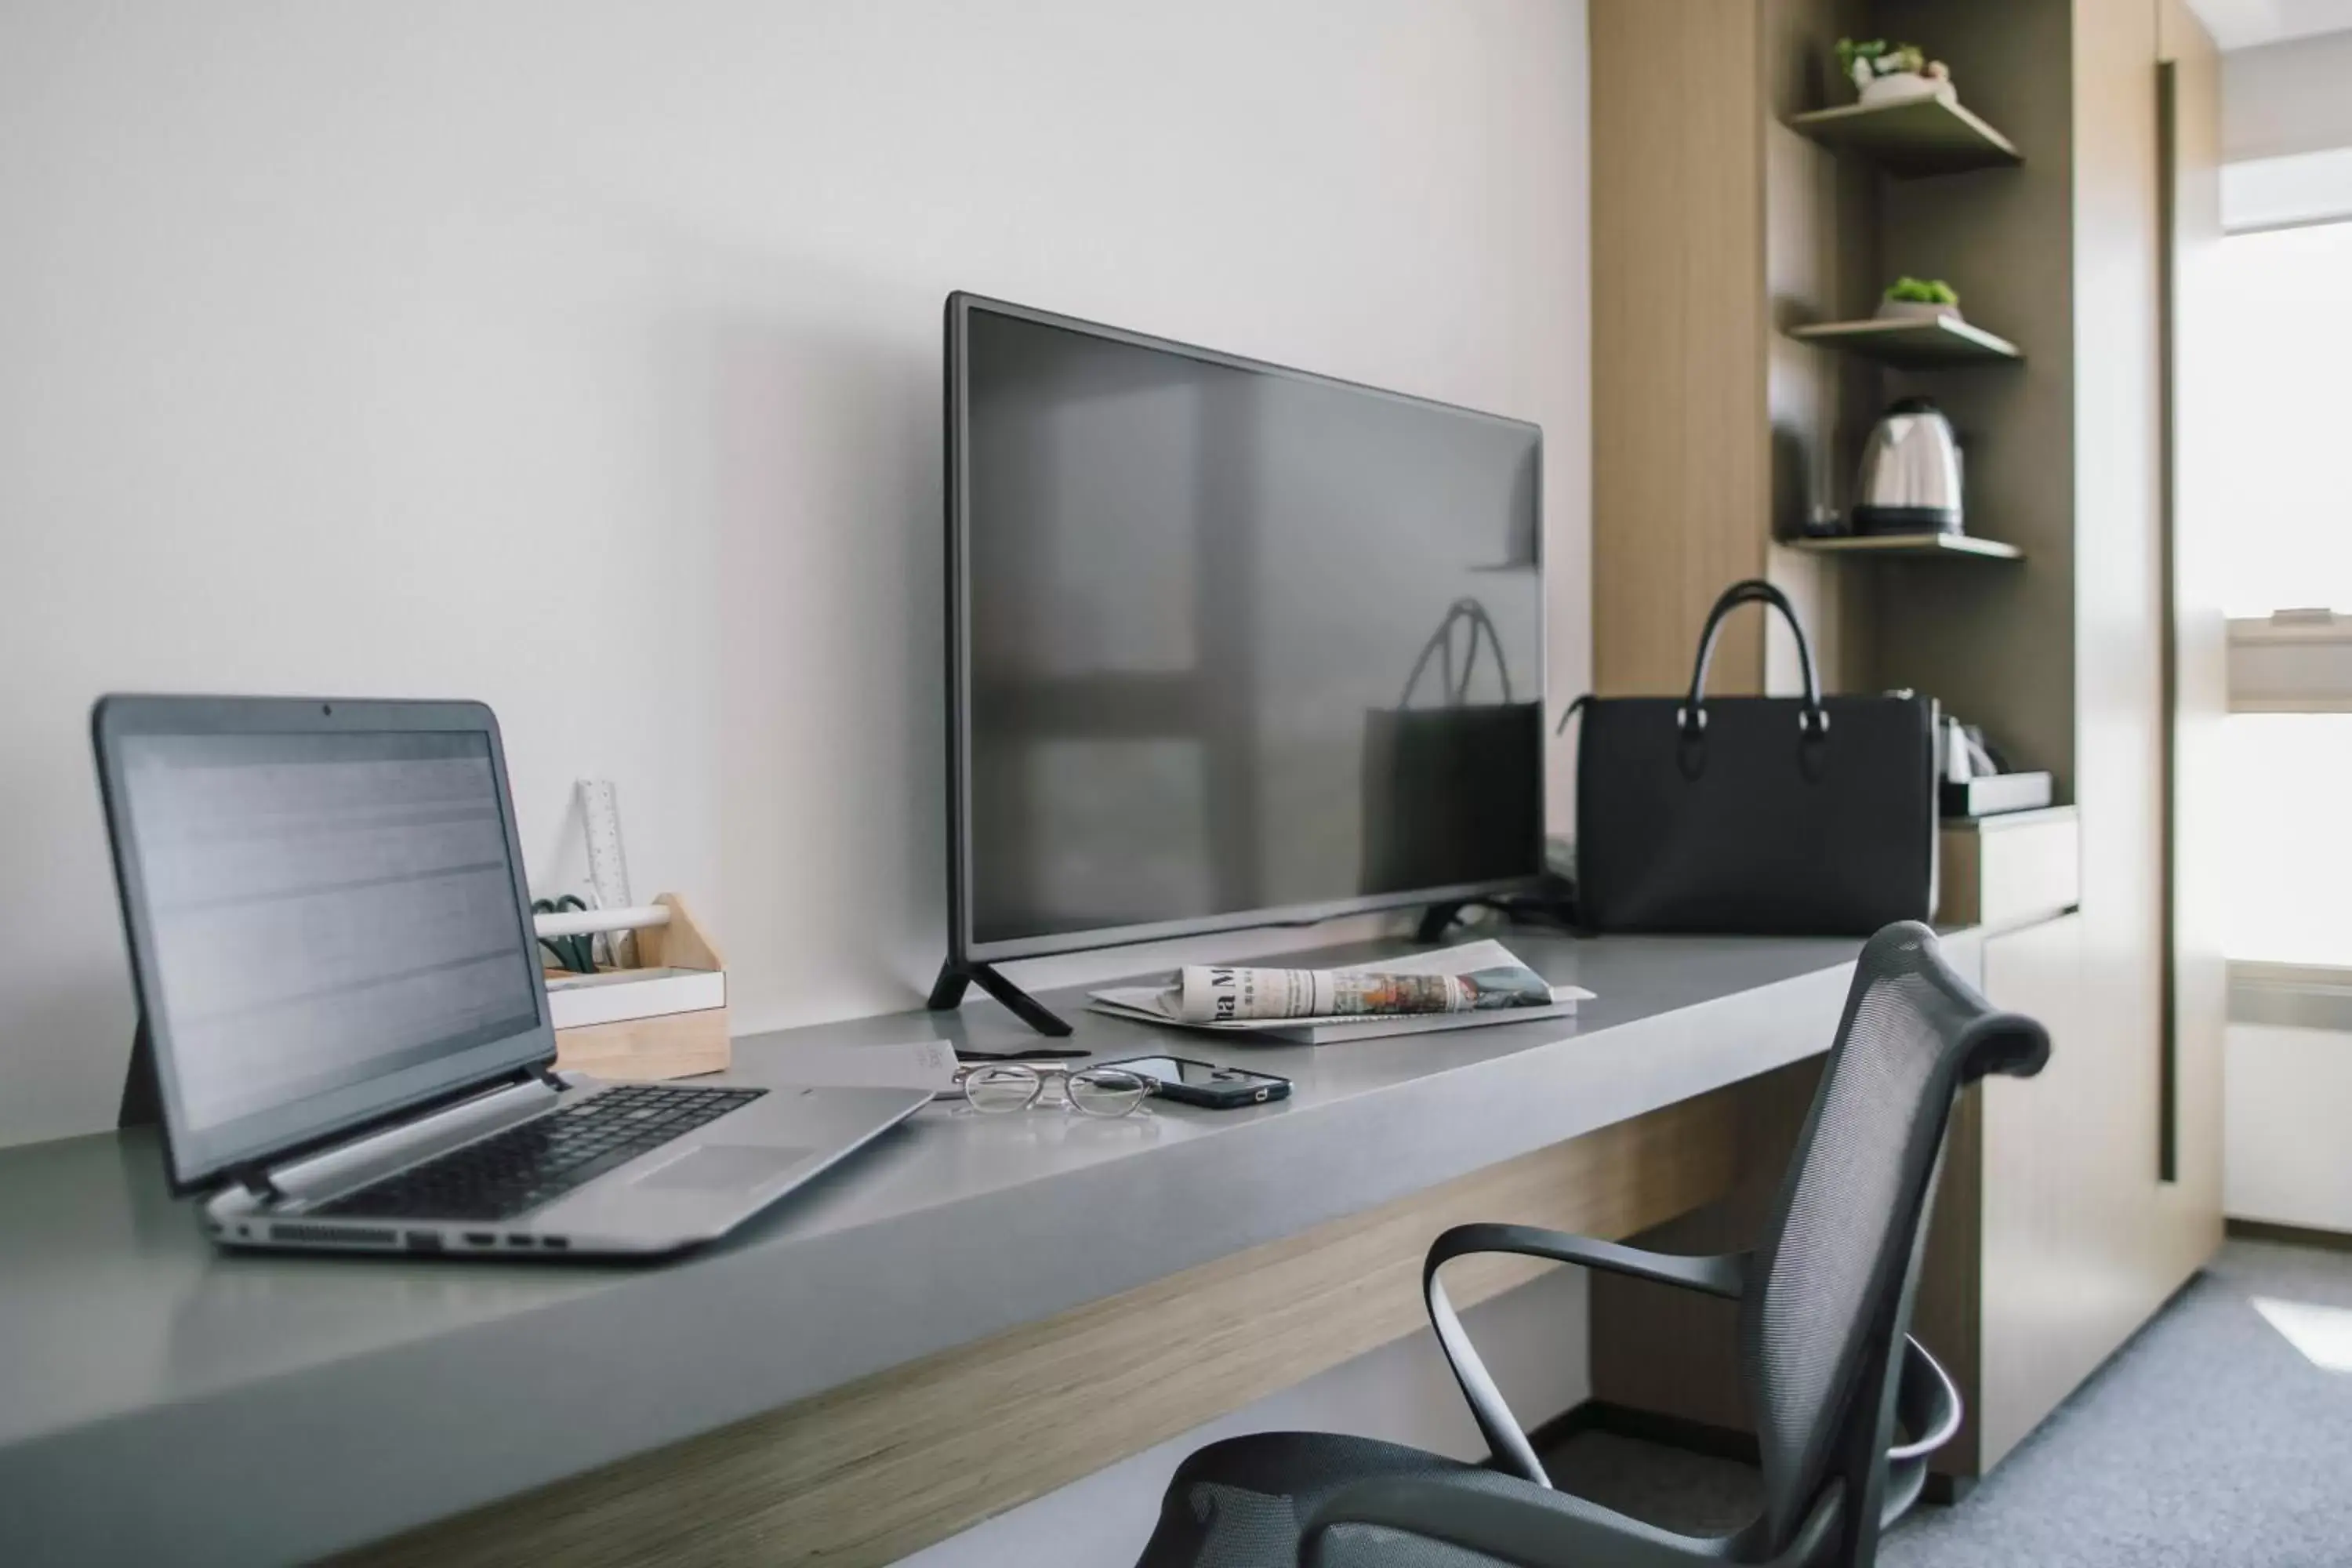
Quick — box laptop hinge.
[254,1073,561,1207]
[530,1063,568,1093]
[230,1164,283,1205]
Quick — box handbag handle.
[1681,579,1828,736]
[1399,598,1515,707]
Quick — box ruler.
[576,779,636,969]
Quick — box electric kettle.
[1853,396,1963,534]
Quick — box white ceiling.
[2190,0,2352,49]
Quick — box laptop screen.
[106,717,551,1185]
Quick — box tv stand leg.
[927,958,1073,1037]
[1415,902,1468,944]
[925,960,972,1011]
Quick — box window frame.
[2230,612,2352,714]
[2227,613,2352,1018]
[2201,223,2352,1015]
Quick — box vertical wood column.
[1588,0,1770,697]
[1761,0,1881,695]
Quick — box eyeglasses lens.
[1069,1068,1150,1118]
[963,1063,1041,1113]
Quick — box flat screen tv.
[935,293,1544,1029]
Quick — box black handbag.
[1566,579,1937,935]
[1361,598,1544,896]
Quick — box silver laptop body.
[201,1073,927,1258]
[93,693,928,1259]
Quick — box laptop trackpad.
[633,1144,815,1196]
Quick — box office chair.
[1133,921,2050,1568]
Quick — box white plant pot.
[1860,71,1946,107]
[1875,297,1963,324]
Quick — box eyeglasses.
[956,1062,1152,1119]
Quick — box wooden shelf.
[1784,95,2023,178]
[1787,532,2023,561]
[1786,314,2022,368]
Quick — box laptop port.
[506,1234,532,1248]
[541,1236,570,1250]
[274,1223,395,1247]
[404,1231,445,1252]
[463,1232,496,1247]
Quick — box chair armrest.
[1428,1225,1750,1299]
[1422,1225,1750,1485]
[1301,1473,1732,1568]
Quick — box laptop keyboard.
[315,1083,767,1223]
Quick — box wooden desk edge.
[339,1069,1798,1567]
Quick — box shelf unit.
[1591,0,2223,1504]
[1787,532,2023,561]
[1784,94,2024,177]
[1779,96,2027,572]
[1785,314,2023,368]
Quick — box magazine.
[1087,940,1592,1045]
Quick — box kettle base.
[1851,505,1962,535]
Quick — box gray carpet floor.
[1539,1239,2352,1566]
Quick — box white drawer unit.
[1937,805,2081,931]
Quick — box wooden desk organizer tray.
[541,894,730,1082]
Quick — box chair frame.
[1292,1221,1958,1567]
[1292,927,2042,1568]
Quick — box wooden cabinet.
[1936,807,2081,930]
[1974,913,2140,1468]
[1919,907,2219,1481]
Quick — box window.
[2216,220,2352,967]
[2210,222,2352,619]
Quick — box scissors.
[532,895,597,975]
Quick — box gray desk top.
[0,931,1925,1566]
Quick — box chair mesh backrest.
[1737,923,2007,1545]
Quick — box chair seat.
[1132,1430,1745,1568]
[1134,1432,1475,1566]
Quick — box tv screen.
[946,294,1544,960]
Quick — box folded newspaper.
[1087,940,1592,1045]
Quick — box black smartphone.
[1094,1055,1292,1109]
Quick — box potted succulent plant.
[1836,38,1953,106]
[1875,277,1962,323]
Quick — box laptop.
[91,694,931,1258]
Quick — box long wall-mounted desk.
[0,931,1954,1566]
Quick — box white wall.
[2220,144,2352,229]
[2190,0,2352,50]
[0,0,1592,1149]
[2222,27,2352,161]
[2225,1023,2352,1231]
[2217,28,2352,229]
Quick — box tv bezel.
[943,291,1548,965]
